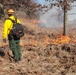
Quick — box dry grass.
[0,17,76,75]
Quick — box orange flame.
[20,43,25,47]
[51,35,71,44]
[33,19,39,25]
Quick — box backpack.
[8,18,24,38]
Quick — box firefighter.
[2,9,22,62]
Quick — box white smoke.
[39,6,63,28]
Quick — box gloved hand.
[3,39,6,43]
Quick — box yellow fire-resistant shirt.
[3,15,20,39]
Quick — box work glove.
[3,39,6,43]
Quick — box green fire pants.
[9,39,21,61]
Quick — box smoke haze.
[39,6,63,28]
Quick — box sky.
[37,0,45,4]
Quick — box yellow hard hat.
[8,9,14,14]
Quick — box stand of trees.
[0,0,43,19]
[0,0,75,20]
